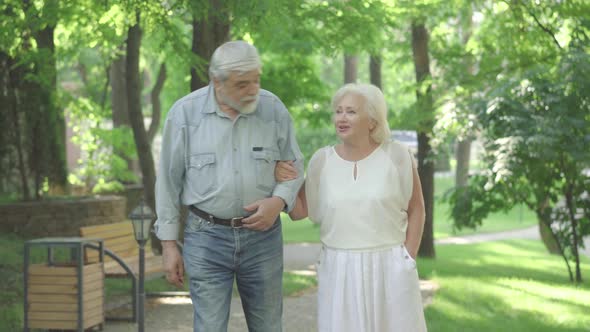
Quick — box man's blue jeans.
[183,213,283,332]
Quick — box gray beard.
[219,92,259,114]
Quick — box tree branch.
[515,0,562,49]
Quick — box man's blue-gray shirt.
[154,84,304,240]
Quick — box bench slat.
[103,255,164,277]
[80,221,132,236]
[80,222,166,280]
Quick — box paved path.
[103,225,590,332]
[104,291,319,332]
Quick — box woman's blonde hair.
[331,83,390,144]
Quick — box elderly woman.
[277,83,427,331]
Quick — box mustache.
[241,95,258,103]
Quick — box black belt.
[188,206,245,228]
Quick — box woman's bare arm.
[275,161,298,182]
[405,166,425,259]
[288,182,308,220]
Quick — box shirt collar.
[203,82,218,114]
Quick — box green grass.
[106,271,315,298]
[0,233,315,331]
[432,176,537,238]
[420,240,590,331]
[0,234,24,331]
[281,214,321,243]
[282,272,317,296]
[281,176,538,243]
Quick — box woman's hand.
[275,160,298,182]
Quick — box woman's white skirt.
[317,244,427,332]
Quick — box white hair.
[209,40,262,81]
[331,83,390,144]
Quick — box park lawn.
[419,240,590,332]
[432,176,537,238]
[0,233,315,332]
[281,176,538,243]
[105,271,315,298]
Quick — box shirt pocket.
[251,149,280,192]
[188,153,217,196]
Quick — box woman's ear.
[369,120,377,131]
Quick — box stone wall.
[0,195,126,237]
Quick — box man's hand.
[162,240,184,288]
[242,196,285,231]
[275,160,298,182]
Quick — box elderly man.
[154,40,304,331]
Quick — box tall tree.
[126,12,157,245]
[411,21,436,258]
[448,47,590,282]
[109,49,138,176]
[344,54,358,84]
[454,5,474,188]
[0,52,30,199]
[22,0,69,196]
[190,0,230,91]
[111,51,129,129]
[148,63,166,143]
[369,55,382,89]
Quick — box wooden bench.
[80,221,165,278]
[80,221,184,322]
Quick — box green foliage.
[294,126,338,166]
[66,95,137,191]
[447,43,590,281]
[92,179,125,194]
[261,52,330,113]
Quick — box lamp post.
[129,199,155,332]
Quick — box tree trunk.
[539,217,561,254]
[148,63,166,144]
[537,208,573,281]
[369,55,382,89]
[20,58,44,199]
[2,52,31,200]
[9,84,30,200]
[32,1,68,195]
[191,0,230,91]
[126,14,160,252]
[455,139,471,187]
[111,52,129,127]
[411,21,436,258]
[564,180,582,282]
[344,55,358,84]
[455,6,474,191]
[109,50,138,178]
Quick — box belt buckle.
[230,217,244,228]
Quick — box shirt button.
[233,148,237,152]
[234,170,239,174]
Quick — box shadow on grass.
[422,240,589,284]
[420,240,590,332]
[425,287,588,332]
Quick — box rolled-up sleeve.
[154,113,186,240]
[272,105,304,212]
